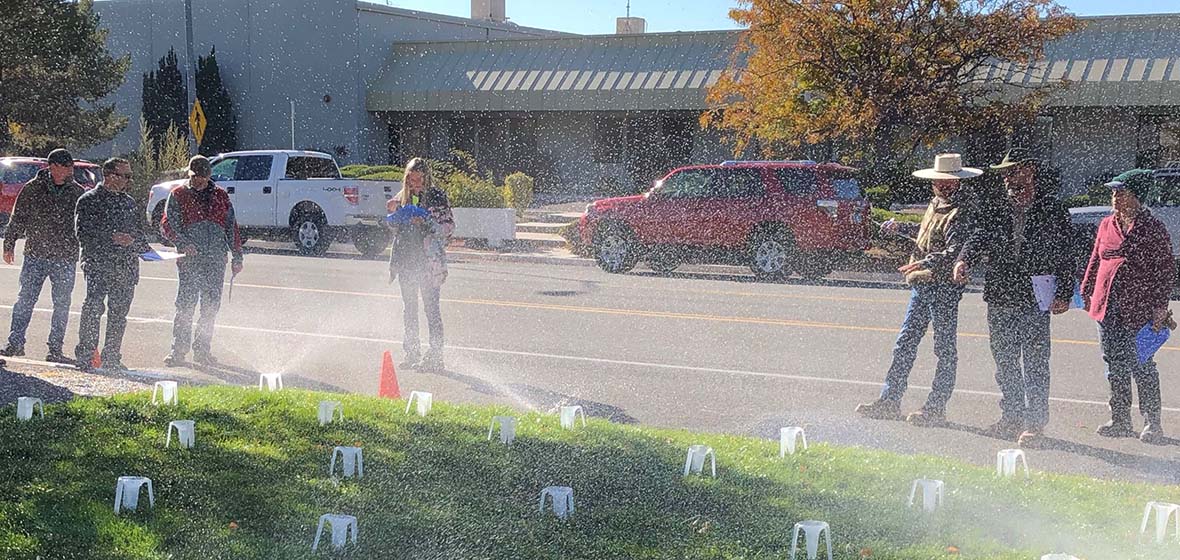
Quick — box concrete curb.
[447,250,597,267]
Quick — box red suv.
[577,160,871,279]
[0,157,102,221]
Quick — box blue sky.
[381,0,1179,34]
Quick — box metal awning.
[365,31,740,112]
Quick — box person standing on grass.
[74,158,150,373]
[953,148,1075,447]
[161,155,244,367]
[1081,169,1173,445]
[388,157,453,372]
[1,148,85,364]
[856,153,980,427]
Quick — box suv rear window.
[285,157,339,180]
[774,168,817,195]
[832,176,862,200]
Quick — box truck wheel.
[593,222,640,274]
[748,226,794,281]
[353,227,391,258]
[293,210,331,256]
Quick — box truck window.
[285,157,339,180]
[832,176,862,200]
[660,169,715,199]
[211,156,272,182]
[1,163,40,184]
[774,168,817,195]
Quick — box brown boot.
[984,417,1024,440]
[906,408,946,427]
[855,399,902,420]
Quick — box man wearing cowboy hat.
[159,155,244,367]
[954,148,1075,446]
[857,153,980,426]
[1080,169,1173,444]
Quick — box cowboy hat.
[912,153,983,180]
[990,147,1039,170]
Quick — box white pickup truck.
[147,150,397,257]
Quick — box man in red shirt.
[1081,169,1173,444]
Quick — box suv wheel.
[749,227,793,280]
[594,223,640,274]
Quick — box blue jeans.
[8,256,77,351]
[987,305,1052,430]
[880,284,963,412]
[171,259,225,356]
[1098,319,1162,424]
[398,267,443,362]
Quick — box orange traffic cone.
[378,350,401,399]
[90,350,102,370]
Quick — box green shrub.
[870,207,923,225]
[439,171,504,208]
[342,165,404,179]
[502,172,535,217]
[358,171,403,181]
[863,185,892,209]
[1063,194,1094,208]
[339,164,370,177]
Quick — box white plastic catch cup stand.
[780,427,808,456]
[488,416,517,444]
[683,445,716,477]
[330,446,364,479]
[113,476,155,514]
[539,486,575,520]
[318,401,343,426]
[258,373,283,391]
[789,520,833,560]
[559,405,586,429]
[1140,501,1180,544]
[907,479,945,512]
[312,513,357,551]
[405,391,432,416]
[1041,555,1081,560]
[16,397,43,421]
[151,381,178,405]
[166,420,195,448]
[995,448,1029,478]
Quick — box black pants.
[172,259,226,357]
[75,263,137,364]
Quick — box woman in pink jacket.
[1081,169,1173,444]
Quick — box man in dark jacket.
[856,154,980,427]
[74,158,150,372]
[1,148,85,363]
[954,148,1075,446]
[1081,169,1173,444]
[161,155,244,366]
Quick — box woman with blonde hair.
[387,157,454,371]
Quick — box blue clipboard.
[384,204,430,224]
[1136,323,1170,364]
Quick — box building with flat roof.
[90,2,1180,195]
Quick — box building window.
[594,115,626,163]
[1137,114,1180,169]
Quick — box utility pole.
[184,0,196,108]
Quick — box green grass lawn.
[1,386,1176,559]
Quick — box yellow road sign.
[189,99,207,146]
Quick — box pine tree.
[196,46,238,155]
[141,47,189,146]
[0,0,129,154]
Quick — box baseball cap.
[1105,169,1156,202]
[46,148,73,167]
[187,155,212,178]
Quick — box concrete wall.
[88,0,560,163]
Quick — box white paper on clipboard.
[140,249,183,262]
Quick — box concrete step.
[514,231,567,248]
[516,221,568,234]
[521,211,584,224]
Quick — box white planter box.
[451,207,517,246]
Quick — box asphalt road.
[1,242,1177,484]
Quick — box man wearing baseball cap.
[159,155,244,366]
[1,148,85,363]
[1081,169,1173,444]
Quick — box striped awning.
[366,31,739,112]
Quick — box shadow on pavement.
[242,245,385,262]
[0,368,75,406]
[629,269,985,293]
[184,361,348,393]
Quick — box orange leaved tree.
[704,0,1081,186]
